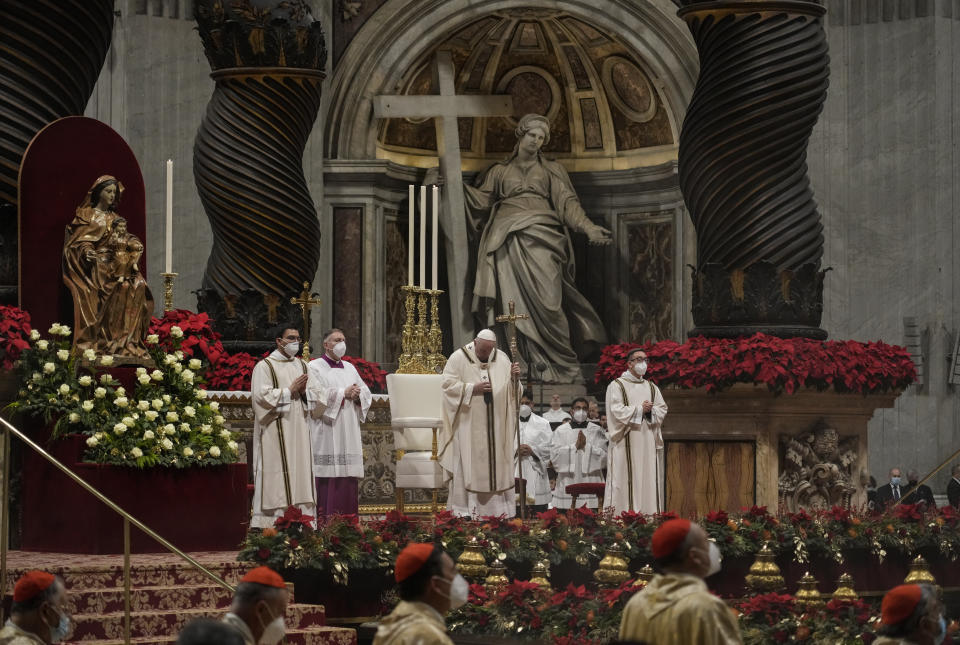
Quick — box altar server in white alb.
[516,390,554,514]
[605,347,668,514]
[250,324,325,528]
[440,329,523,517]
[309,328,372,516]
[551,397,608,509]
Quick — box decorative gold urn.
[529,560,551,589]
[456,536,489,581]
[745,542,785,592]
[636,564,655,586]
[904,555,937,587]
[594,544,631,588]
[484,560,510,594]
[794,571,824,610]
[831,573,857,601]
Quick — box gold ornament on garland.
[904,554,937,587]
[831,573,858,601]
[456,536,489,581]
[529,560,551,589]
[745,542,785,592]
[484,560,510,594]
[794,571,824,610]
[636,564,655,586]
[594,544,631,588]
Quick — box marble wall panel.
[623,214,673,343]
[333,207,363,352]
[384,214,407,362]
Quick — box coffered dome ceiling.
[376,9,678,171]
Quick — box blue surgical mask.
[935,615,946,645]
[48,608,71,643]
[891,476,902,486]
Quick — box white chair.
[386,373,445,513]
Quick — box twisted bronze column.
[194,1,326,300]
[678,1,829,338]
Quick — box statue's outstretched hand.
[586,224,613,246]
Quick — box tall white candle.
[407,184,414,286]
[419,185,426,289]
[432,185,439,290]
[165,159,173,273]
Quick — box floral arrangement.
[0,305,33,371]
[594,333,917,395]
[149,309,226,367]
[736,593,880,645]
[206,351,260,391]
[342,355,387,393]
[7,321,240,468]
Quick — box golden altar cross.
[496,300,530,517]
[290,281,322,360]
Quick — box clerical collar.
[321,354,344,368]
[571,420,588,429]
[269,349,293,362]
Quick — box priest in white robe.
[605,348,668,514]
[250,324,325,528]
[551,397,608,509]
[309,328,371,516]
[516,390,553,513]
[542,394,571,427]
[439,329,522,517]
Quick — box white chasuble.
[551,421,608,509]
[250,350,325,528]
[605,372,668,515]
[308,357,372,479]
[439,343,522,517]
[515,413,553,506]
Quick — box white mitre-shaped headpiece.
[476,329,497,342]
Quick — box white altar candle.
[432,185,439,290]
[419,185,426,289]
[407,184,414,286]
[165,159,173,273]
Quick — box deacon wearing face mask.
[222,567,289,645]
[605,348,668,514]
[308,328,372,517]
[550,397,607,510]
[374,543,464,645]
[619,520,741,645]
[516,391,553,514]
[250,324,325,528]
[1,571,72,645]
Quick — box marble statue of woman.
[464,114,612,383]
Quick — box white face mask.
[282,341,299,357]
[519,404,532,419]
[706,541,722,577]
[258,607,286,645]
[632,361,647,377]
[434,573,469,610]
[331,341,346,359]
[572,409,588,423]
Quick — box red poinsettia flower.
[0,305,33,370]
[274,505,315,529]
[891,503,923,522]
[705,510,729,525]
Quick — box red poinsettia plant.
[595,333,917,395]
[0,305,33,371]
[343,355,387,393]
[149,309,227,367]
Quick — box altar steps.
[2,551,357,645]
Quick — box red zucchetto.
[881,584,924,625]
[395,543,435,582]
[13,570,56,603]
[241,566,286,589]
[651,519,692,559]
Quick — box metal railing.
[0,415,235,645]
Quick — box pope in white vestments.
[551,398,608,510]
[250,326,325,528]
[516,399,553,511]
[440,329,523,517]
[309,329,372,516]
[605,349,668,515]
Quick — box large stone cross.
[374,51,514,345]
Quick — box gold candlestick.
[160,272,178,312]
[414,289,429,370]
[427,289,446,372]
[397,286,428,373]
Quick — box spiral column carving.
[677,1,829,339]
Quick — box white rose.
[201,424,212,434]
[182,446,194,457]
[150,370,162,382]
[81,400,94,411]
[100,355,114,366]
[214,415,225,426]
[189,359,202,370]
[68,412,80,423]
[57,349,70,361]
[37,340,49,351]
[219,429,231,439]
[183,406,196,418]
[175,351,184,360]
[58,325,71,336]
[161,438,174,450]
[166,411,178,422]
[31,373,41,382]
[48,323,61,335]
[227,440,238,452]
[115,386,126,396]
[82,348,96,362]
[163,424,176,435]
[114,397,129,408]
[94,387,107,399]
[136,367,147,376]
[131,447,143,458]
[179,423,190,433]
[144,410,158,421]
[99,374,113,385]
[151,399,163,410]
[146,334,159,344]
[58,384,70,395]
[43,362,55,374]
[29,329,40,341]
[86,436,99,447]
[164,354,177,365]
[181,369,193,382]
[209,446,221,458]
[138,374,151,385]
[78,375,92,386]
[195,389,207,400]
[143,430,155,440]
[162,395,171,404]
[173,363,183,374]
[170,326,183,338]
[137,400,150,411]
[122,416,136,428]
[208,401,220,411]
[113,422,126,435]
